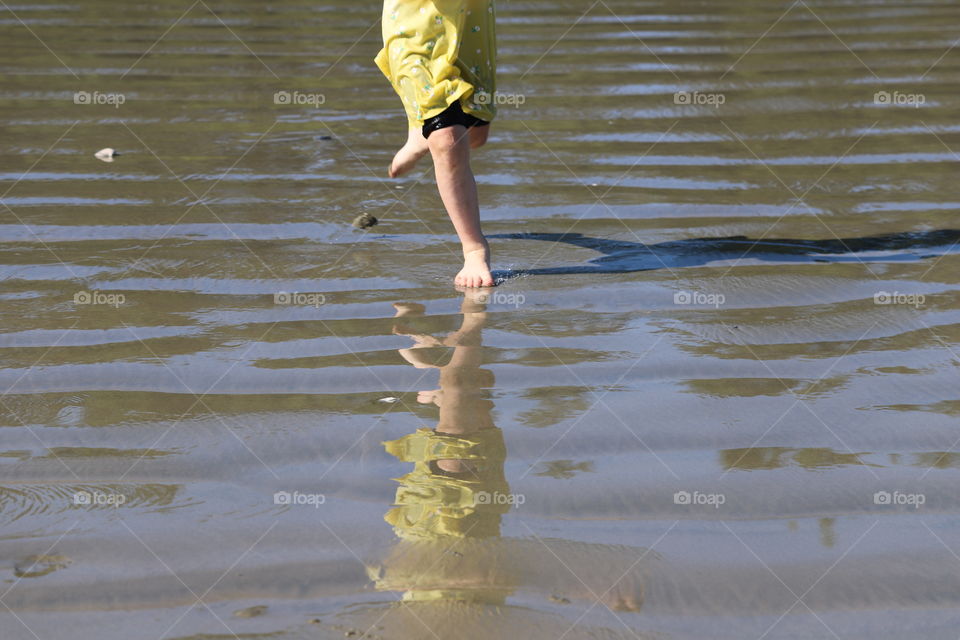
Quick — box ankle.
[407,127,428,148]
[461,239,489,256]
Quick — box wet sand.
[2,0,960,638]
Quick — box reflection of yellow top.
[375,0,498,128]
[383,427,509,541]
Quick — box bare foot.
[388,128,429,178]
[455,245,494,288]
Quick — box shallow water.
[2,0,960,638]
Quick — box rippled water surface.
[3,1,960,638]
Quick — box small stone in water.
[94,148,117,162]
[352,213,378,229]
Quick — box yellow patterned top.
[376,0,498,128]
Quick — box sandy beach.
[2,1,960,638]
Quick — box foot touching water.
[455,244,494,288]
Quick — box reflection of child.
[370,297,648,612]
[388,297,501,543]
[376,1,497,288]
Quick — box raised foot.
[388,131,430,178]
[455,246,494,288]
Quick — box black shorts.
[422,101,490,138]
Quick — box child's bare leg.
[426,125,494,288]
[468,124,490,149]
[388,127,430,178]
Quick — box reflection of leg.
[398,346,443,369]
[392,303,444,367]
[427,126,493,288]
[391,302,435,342]
[416,389,442,405]
[392,302,426,318]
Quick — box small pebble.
[549,594,571,604]
[94,148,117,162]
[352,213,378,229]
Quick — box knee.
[427,126,466,155]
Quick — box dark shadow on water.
[488,229,960,279]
